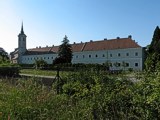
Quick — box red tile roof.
[24,38,141,55]
[71,43,85,52]
[83,38,141,51]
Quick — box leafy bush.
[1,70,160,119]
[0,66,20,77]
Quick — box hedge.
[0,66,20,77]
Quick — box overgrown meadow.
[0,70,160,119]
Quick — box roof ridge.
[48,46,53,52]
[81,42,86,51]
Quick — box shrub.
[0,66,20,77]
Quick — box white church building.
[10,24,145,71]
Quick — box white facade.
[19,47,144,71]
[10,24,145,71]
[22,54,58,64]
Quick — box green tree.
[34,59,47,69]
[104,61,112,70]
[149,26,160,53]
[0,48,9,64]
[145,26,160,72]
[58,35,72,63]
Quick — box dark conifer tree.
[149,26,160,53]
[58,35,72,63]
[145,26,160,72]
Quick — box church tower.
[18,22,27,54]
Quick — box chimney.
[90,40,93,42]
[117,37,120,39]
[104,38,107,40]
[128,35,132,39]
[73,42,76,44]
[39,46,41,48]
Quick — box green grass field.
[20,69,70,77]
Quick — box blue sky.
[0,0,160,53]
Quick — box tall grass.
[0,71,160,119]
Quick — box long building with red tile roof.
[10,25,145,70]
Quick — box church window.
[89,55,91,58]
[95,54,98,58]
[110,54,112,57]
[48,57,49,59]
[102,54,105,57]
[118,53,121,57]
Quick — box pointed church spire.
[21,22,24,34]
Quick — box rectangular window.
[118,53,121,57]
[135,52,138,56]
[110,54,112,57]
[95,54,98,58]
[76,55,78,58]
[126,63,129,67]
[102,54,105,57]
[126,53,129,56]
[83,55,85,58]
[89,55,91,58]
[135,63,138,67]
